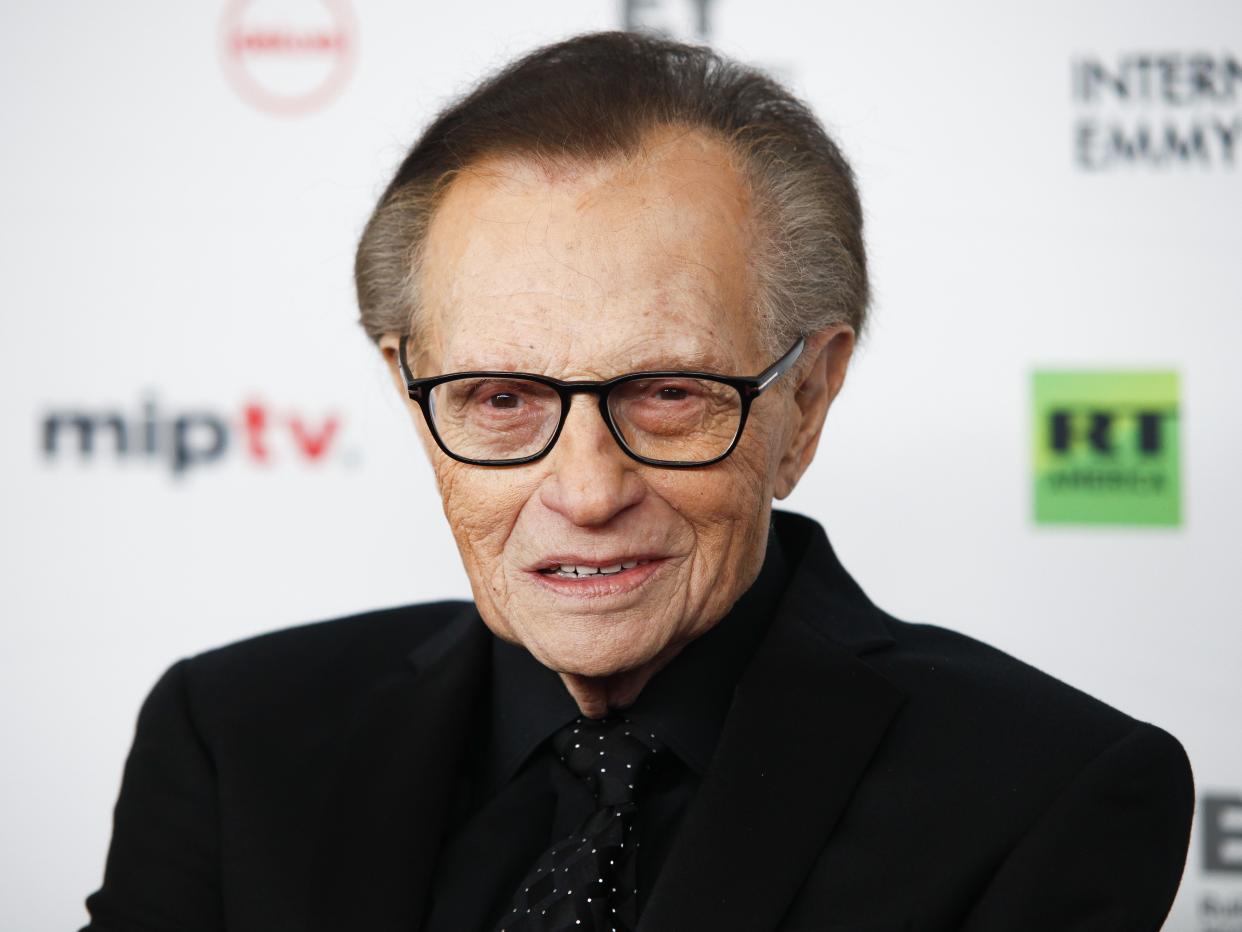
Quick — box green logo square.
[1032,370,1181,527]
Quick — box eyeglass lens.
[426,376,743,463]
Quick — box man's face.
[384,128,837,681]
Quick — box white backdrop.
[2,2,1239,930]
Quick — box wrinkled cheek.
[742,413,781,466]
[707,446,769,508]
[698,445,775,586]
[436,465,529,597]
[407,402,440,459]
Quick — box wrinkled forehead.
[415,128,766,377]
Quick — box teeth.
[544,559,649,578]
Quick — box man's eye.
[656,386,689,401]
[485,392,521,409]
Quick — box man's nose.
[538,394,644,527]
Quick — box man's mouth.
[538,560,651,579]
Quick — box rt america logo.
[40,395,352,476]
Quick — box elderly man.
[84,30,1193,932]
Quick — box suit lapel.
[308,604,490,932]
[305,513,902,932]
[639,512,908,932]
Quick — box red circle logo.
[219,0,358,117]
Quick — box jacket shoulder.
[843,618,1193,893]
[192,599,472,663]
[179,600,476,724]
[868,617,1190,801]
[876,618,1138,738]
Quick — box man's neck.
[557,638,691,718]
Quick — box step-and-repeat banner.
[2,2,1238,929]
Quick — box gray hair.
[355,30,868,362]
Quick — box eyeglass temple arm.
[396,335,422,398]
[752,335,806,394]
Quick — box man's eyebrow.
[616,351,734,374]
[439,351,738,377]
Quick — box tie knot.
[551,713,664,807]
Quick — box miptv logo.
[40,395,353,476]
[218,0,358,117]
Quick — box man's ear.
[378,332,430,439]
[377,332,411,400]
[773,324,855,500]
[378,331,444,464]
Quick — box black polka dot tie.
[494,713,665,932]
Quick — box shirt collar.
[485,525,789,793]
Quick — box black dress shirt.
[421,529,790,931]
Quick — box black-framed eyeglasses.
[396,335,805,468]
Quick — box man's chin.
[516,629,644,677]
[526,628,685,687]
[536,648,654,682]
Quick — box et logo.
[621,0,715,41]
[1202,794,1242,874]
[1031,370,1181,527]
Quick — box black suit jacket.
[83,510,1194,932]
